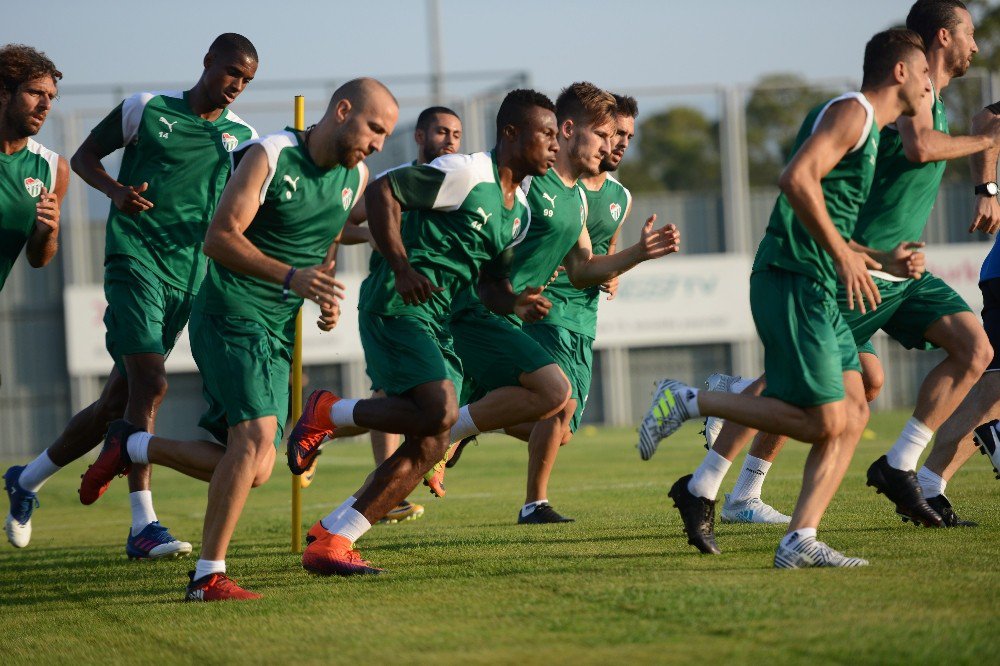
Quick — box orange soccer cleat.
[302,532,383,576]
[287,390,339,475]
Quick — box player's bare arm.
[25,156,69,267]
[779,99,881,313]
[561,213,679,289]
[70,133,154,214]
[203,144,344,308]
[897,98,994,164]
[365,173,440,305]
[969,105,1000,234]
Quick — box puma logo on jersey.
[472,207,492,231]
[23,177,42,198]
[158,117,177,139]
[283,175,300,199]
[542,193,557,208]
[609,202,622,222]
[221,132,239,152]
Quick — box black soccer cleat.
[866,456,944,527]
[972,419,1000,480]
[668,474,721,555]
[517,502,574,524]
[925,494,978,528]
[446,435,477,469]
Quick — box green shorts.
[450,300,555,396]
[524,323,593,433]
[840,272,971,352]
[750,269,861,407]
[359,310,463,397]
[103,255,195,372]
[190,309,290,447]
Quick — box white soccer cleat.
[637,379,696,461]
[702,373,743,450]
[773,534,868,569]
[4,513,31,548]
[720,494,791,524]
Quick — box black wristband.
[282,267,297,302]
[986,102,1000,116]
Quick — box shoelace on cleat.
[11,493,39,523]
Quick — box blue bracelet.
[282,267,297,302]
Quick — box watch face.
[989,182,999,196]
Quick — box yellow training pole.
[291,95,305,554]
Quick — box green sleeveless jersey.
[0,139,60,290]
[359,151,530,322]
[539,174,631,338]
[197,129,365,344]
[91,90,257,293]
[852,91,948,251]
[509,168,589,292]
[752,93,879,294]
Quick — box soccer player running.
[287,89,574,575]
[4,35,258,556]
[0,44,69,548]
[638,29,930,567]
[479,92,641,523]
[79,78,398,600]
[343,106,464,525]
[685,0,995,536]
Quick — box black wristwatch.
[975,181,999,197]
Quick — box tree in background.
[618,106,720,192]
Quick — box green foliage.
[619,105,720,193]
[0,411,997,664]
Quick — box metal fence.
[1,71,998,457]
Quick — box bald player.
[78,78,399,601]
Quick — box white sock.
[320,496,357,531]
[687,449,732,500]
[449,405,480,442]
[326,507,372,543]
[917,466,946,498]
[17,451,61,493]
[129,490,158,536]
[886,417,934,471]
[194,558,226,581]
[732,377,756,394]
[520,499,547,517]
[680,386,701,419]
[780,527,817,549]
[126,431,153,465]
[331,399,359,427]
[729,455,772,502]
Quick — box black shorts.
[980,277,1000,371]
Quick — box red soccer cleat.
[302,532,383,576]
[185,571,262,601]
[79,419,138,505]
[287,390,339,475]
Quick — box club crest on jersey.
[511,217,522,239]
[23,177,42,198]
[609,202,622,222]
[342,188,354,210]
[221,133,239,152]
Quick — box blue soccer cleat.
[126,521,193,560]
[4,465,39,548]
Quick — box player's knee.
[538,371,571,417]
[812,408,847,442]
[970,334,994,375]
[863,372,884,403]
[252,456,275,487]
[418,401,458,435]
[132,370,169,402]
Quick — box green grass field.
[2,409,998,664]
